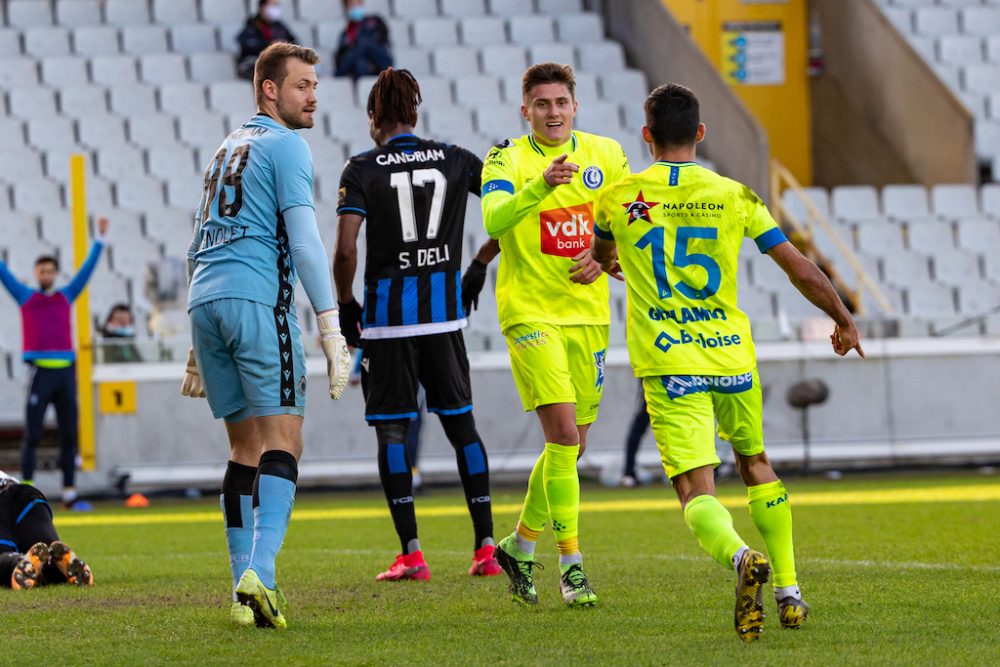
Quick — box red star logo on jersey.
[622,190,659,224]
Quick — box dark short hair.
[645,83,700,148]
[35,255,59,270]
[253,42,320,106]
[522,62,575,101]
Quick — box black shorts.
[361,330,472,423]
[0,483,48,554]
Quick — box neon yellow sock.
[517,451,548,534]
[748,480,797,587]
[542,442,580,546]
[683,494,746,569]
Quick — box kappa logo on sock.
[765,494,788,508]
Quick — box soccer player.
[333,68,500,581]
[0,217,108,511]
[183,42,350,629]
[480,62,630,607]
[591,84,864,641]
[0,470,93,589]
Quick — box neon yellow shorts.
[504,322,609,425]
[642,368,764,478]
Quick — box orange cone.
[125,493,150,508]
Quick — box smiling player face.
[275,58,318,130]
[522,82,577,147]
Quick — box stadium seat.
[488,0,535,16]
[73,26,121,57]
[0,118,27,150]
[7,0,53,27]
[882,184,931,220]
[8,88,58,119]
[888,0,934,7]
[147,145,197,182]
[882,251,931,286]
[24,26,72,57]
[509,16,556,45]
[937,35,983,66]
[538,0,583,13]
[782,186,831,222]
[384,18,411,47]
[105,0,152,25]
[394,0,439,19]
[932,248,981,286]
[109,84,157,116]
[424,107,476,141]
[956,218,1000,253]
[200,0,247,24]
[394,47,433,76]
[931,184,979,218]
[856,223,906,256]
[122,25,170,55]
[26,116,76,152]
[140,54,189,84]
[883,8,913,34]
[152,0,200,25]
[432,46,480,76]
[960,7,1000,37]
[295,0,343,21]
[95,144,145,182]
[528,44,576,68]
[906,219,953,255]
[365,0,392,16]
[441,0,487,18]
[178,113,227,149]
[966,65,1000,97]
[165,173,203,209]
[907,35,936,63]
[474,106,526,142]
[128,113,179,148]
[599,70,647,104]
[12,180,63,216]
[315,21,347,51]
[0,28,21,56]
[57,0,103,26]
[556,14,604,42]
[59,85,109,115]
[973,121,1000,158]
[189,52,237,83]
[832,185,881,221]
[169,24,220,54]
[914,8,960,36]
[957,282,1000,315]
[412,17,460,48]
[40,55,89,88]
[905,282,956,317]
[481,45,528,76]
[78,115,128,150]
[300,135,345,170]
[159,82,208,115]
[92,55,139,86]
[459,16,507,46]
[575,100,622,137]
[314,75,354,108]
[207,80,255,115]
[455,75,503,107]
[577,41,626,73]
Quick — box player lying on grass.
[0,471,93,589]
[590,84,864,641]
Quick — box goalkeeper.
[182,43,350,630]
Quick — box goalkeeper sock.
[542,442,581,550]
[516,450,548,547]
[683,494,747,569]
[376,423,418,554]
[748,480,798,587]
[248,450,297,590]
[221,461,256,594]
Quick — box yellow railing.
[769,160,896,316]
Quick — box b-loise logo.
[539,203,594,258]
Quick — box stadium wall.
[596,0,770,199]
[812,0,976,187]
[57,337,1000,495]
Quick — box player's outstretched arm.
[461,239,499,315]
[62,216,109,303]
[767,241,865,358]
[332,213,364,348]
[481,154,577,239]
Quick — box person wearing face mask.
[99,303,142,364]
[334,0,392,80]
[236,0,299,81]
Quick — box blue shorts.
[190,299,307,423]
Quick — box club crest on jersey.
[582,165,604,190]
[623,190,659,224]
[593,348,606,388]
[539,203,594,257]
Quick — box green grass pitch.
[1,471,997,665]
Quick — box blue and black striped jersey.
[338,134,483,339]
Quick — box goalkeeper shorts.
[642,368,764,478]
[190,298,306,423]
[504,322,609,425]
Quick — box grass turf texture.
[1,471,997,665]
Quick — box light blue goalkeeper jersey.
[188,113,315,312]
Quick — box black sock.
[252,450,299,508]
[11,486,58,552]
[222,461,257,528]
[375,422,417,554]
[440,412,493,550]
[0,552,19,588]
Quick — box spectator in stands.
[620,382,649,487]
[236,0,298,81]
[0,217,108,511]
[334,0,392,80]
[99,303,142,364]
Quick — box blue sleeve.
[285,205,335,314]
[0,259,33,305]
[60,240,104,303]
[274,134,315,213]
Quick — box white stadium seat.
[832,185,881,221]
[913,8,959,36]
[297,0,344,22]
[442,0,487,18]
[882,184,931,220]
[481,45,527,76]
[159,82,208,115]
[8,88,58,119]
[576,41,625,72]
[454,75,503,107]
[40,55,90,88]
[24,26,72,57]
[122,25,170,55]
[73,26,121,57]
[459,16,507,46]
[528,44,576,68]
[394,0,439,19]
[57,0,103,26]
[152,0,200,25]
[932,249,982,286]
[91,55,138,86]
[7,0,53,27]
[488,0,535,16]
[189,52,236,83]
[557,14,604,42]
[78,116,128,150]
[201,0,247,24]
[105,0,152,25]
[433,46,480,77]
[412,18,460,48]
[140,54,188,85]
[960,8,1000,37]
[170,24,220,54]
[931,184,980,218]
[60,85,109,115]
[509,16,556,45]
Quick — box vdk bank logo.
[539,203,594,257]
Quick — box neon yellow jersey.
[594,161,788,377]
[481,131,629,332]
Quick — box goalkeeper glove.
[317,309,350,400]
[461,259,487,315]
[180,348,206,398]
[338,299,363,348]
